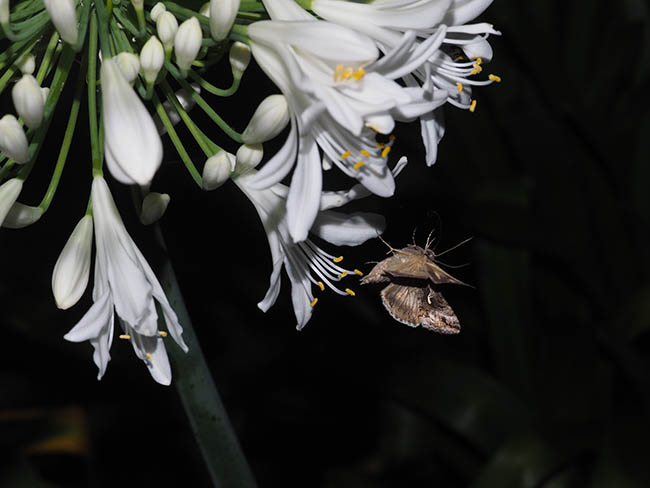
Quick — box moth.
[360,234,469,334]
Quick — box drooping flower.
[0,177,24,226]
[43,0,78,45]
[64,176,187,384]
[12,74,44,129]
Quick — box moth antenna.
[411,227,418,246]
[424,228,436,250]
[431,211,442,251]
[377,234,397,253]
[434,259,471,269]
[435,237,474,258]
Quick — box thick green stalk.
[151,225,258,488]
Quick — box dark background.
[2,0,650,486]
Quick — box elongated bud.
[2,202,43,228]
[140,192,170,224]
[17,54,35,75]
[242,94,289,144]
[0,0,9,24]
[0,178,24,227]
[130,0,144,11]
[202,151,234,190]
[43,0,78,45]
[235,143,263,172]
[12,74,45,129]
[0,114,29,163]
[156,11,178,52]
[52,215,93,310]
[229,41,250,80]
[174,17,202,71]
[150,2,166,22]
[101,58,162,186]
[115,52,141,85]
[209,0,239,41]
[41,87,50,103]
[199,2,210,16]
[140,36,164,84]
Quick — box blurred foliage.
[2,0,650,486]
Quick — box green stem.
[35,32,61,84]
[88,13,102,176]
[188,70,239,97]
[95,0,113,58]
[151,224,258,488]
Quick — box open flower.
[64,176,187,384]
[234,166,385,329]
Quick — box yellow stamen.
[345,288,356,296]
[334,64,344,81]
[389,135,396,141]
[376,143,385,148]
[353,161,365,170]
[310,298,318,307]
[456,82,463,92]
[469,99,477,113]
[145,353,153,361]
[333,256,344,263]
[475,57,483,65]
[470,65,483,75]
[317,281,325,291]
[353,67,365,80]
[341,67,353,80]
[381,146,391,158]
[339,271,349,278]
[353,269,364,276]
[489,74,502,83]
[119,334,131,340]
[159,331,168,337]
[360,149,370,157]
[340,151,351,159]
[455,55,465,61]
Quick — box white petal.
[442,0,493,25]
[64,291,112,343]
[245,116,298,189]
[0,178,23,226]
[311,211,385,246]
[286,136,322,242]
[52,215,93,309]
[2,202,43,228]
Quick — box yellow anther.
[469,99,477,113]
[376,143,385,148]
[475,57,483,65]
[310,298,318,307]
[341,151,351,159]
[389,135,396,141]
[119,334,131,340]
[333,256,344,263]
[470,65,483,75]
[489,74,502,83]
[339,272,349,278]
[456,82,463,92]
[341,67,353,80]
[334,64,344,81]
[159,331,168,337]
[145,353,153,361]
[353,161,365,170]
[345,288,356,297]
[353,269,364,276]
[360,150,371,157]
[353,67,365,81]
[317,281,325,291]
[455,55,465,61]
[381,146,391,158]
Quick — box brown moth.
[360,235,469,334]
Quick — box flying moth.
[360,233,470,334]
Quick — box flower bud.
[202,150,234,190]
[235,143,263,172]
[174,17,202,71]
[51,215,93,310]
[12,74,45,129]
[209,0,239,41]
[150,2,166,22]
[41,86,50,103]
[116,52,141,85]
[130,0,144,11]
[0,0,9,24]
[43,0,78,45]
[229,41,250,80]
[199,2,210,16]
[2,202,43,228]
[242,94,290,144]
[156,11,178,52]
[140,192,170,225]
[0,178,24,226]
[0,114,29,163]
[17,54,35,75]
[140,36,164,84]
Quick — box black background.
[2,1,650,486]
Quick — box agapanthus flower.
[64,176,187,385]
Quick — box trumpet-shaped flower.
[0,114,29,163]
[101,57,163,186]
[64,176,187,384]
[209,0,240,41]
[0,178,24,226]
[234,166,385,329]
[43,0,78,45]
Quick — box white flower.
[2,202,43,228]
[0,114,29,163]
[140,192,170,225]
[43,0,78,45]
[12,74,44,129]
[241,94,290,144]
[64,176,188,384]
[17,54,36,75]
[52,215,93,310]
[0,178,24,226]
[101,57,163,186]
[140,36,165,84]
[246,17,441,241]
[115,52,141,85]
[235,143,263,171]
[0,0,8,24]
[209,0,240,41]
[150,2,166,22]
[229,41,251,80]
[156,11,178,52]
[234,168,384,329]
[203,150,235,190]
[174,17,202,71]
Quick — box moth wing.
[419,286,461,334]
[361,254,406,284]
[379,283,424,327]
[425,261,467,286]
[379,248,431,280]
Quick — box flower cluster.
[0,0,499,383]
